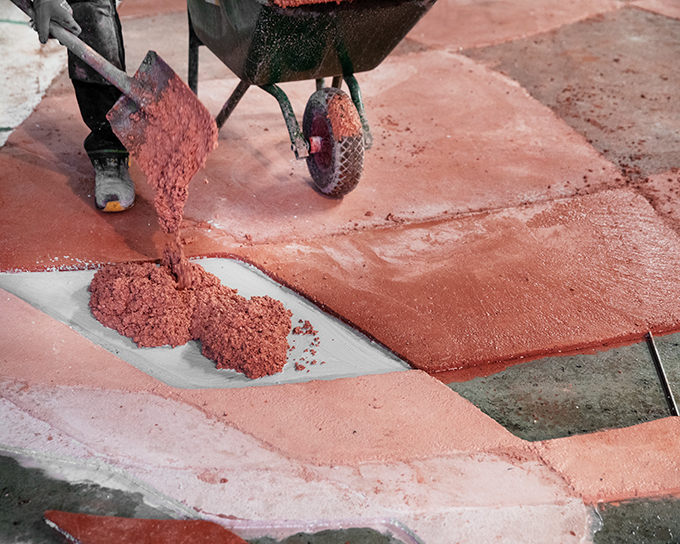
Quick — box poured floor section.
[3,0,680,542]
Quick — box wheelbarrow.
[187,0,436,197]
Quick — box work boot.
[93,156,135,212]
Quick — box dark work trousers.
[67,0,127,161]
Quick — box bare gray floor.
[464,6,680,180]
[448,338,676,442]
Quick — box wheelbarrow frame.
[187,0,436,181]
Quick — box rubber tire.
[302,87,364,197]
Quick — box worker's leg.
[68,0,134,211]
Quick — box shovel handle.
[9,0,132,95]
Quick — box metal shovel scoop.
[11,0,218,229]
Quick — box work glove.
[33,0,82,44]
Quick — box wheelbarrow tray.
[187,0,436,86]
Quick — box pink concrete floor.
[3,0,680,542]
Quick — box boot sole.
[99,200,134,213]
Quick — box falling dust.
[91,72,299,380]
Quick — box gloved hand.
[34,0,82,44]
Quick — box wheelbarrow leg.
[343,74,372,149]
[188,11,202,94]
[315,76,343,91]
[260,83,309,159]
[216,79,251,130]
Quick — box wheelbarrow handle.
[9,0,132,95]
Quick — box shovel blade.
[44,511,248,544]
[106,51,218,232]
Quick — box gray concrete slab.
[464,6,680,180]
[448,340,671,442]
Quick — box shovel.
[10,0,218,230]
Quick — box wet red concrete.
[238,189,680,374]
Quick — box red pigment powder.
[89,260,293,379]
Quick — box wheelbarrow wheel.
[302,87,364,197]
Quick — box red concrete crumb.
[327,92,362,141]
[293,319,318,335]
[95,69,292,379]
[96,57,294,379]
[295,362,306,371]
[88,262,193,348]
[191,269,293,379]
[89,258,292,379]
[161,233,195,289]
